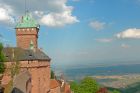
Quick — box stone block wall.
[16,28,38,49]
[3,60,50,93]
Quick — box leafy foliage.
[70,81,81,93]
[70,77,100,93]
[111,90,120,93]
[0,43,5,73]
[10,61,20,78]
[51,70,55,79]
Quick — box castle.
[1,13,71,93]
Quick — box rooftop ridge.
[16,12,39,28]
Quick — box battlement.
[16,28,39,35]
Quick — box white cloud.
[121,44,130,48]
[0,0,79,27]
[89,21,106,31]
[96,38,113,43]
[40,9,79,27]
[34,11,44,17]
[116,28,140,39]
[0,4,14,23]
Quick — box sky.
[1,0,140,68]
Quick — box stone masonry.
[16,28,39,49]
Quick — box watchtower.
[15,13,40,50]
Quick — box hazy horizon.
[1,0,140,67]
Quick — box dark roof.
[13,70,31,93]
[2,47,51,62]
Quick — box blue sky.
[1,0,140,68]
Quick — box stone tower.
[13,13,51,93]
[15,13,40,49]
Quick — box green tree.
[0,43,5,73]
[51,70,55,79]
[70,81,80,92]
[111,90,120,93]
[80,77,99,93]
[70,77,100,93]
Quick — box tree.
[51,70,55,79]
[111,90,120,93]
[80,77,99,93]
[0,43,5,74]
[70,81,80,93]
[70,77,100,93]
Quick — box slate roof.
[2,47,51,62]
[13,70,31,93]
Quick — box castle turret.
[16,13,40,50]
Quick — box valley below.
[93,74,140,88]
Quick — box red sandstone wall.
[21,60,50,93]
[4,60,51,93]
[50,87,61,93]
[16,28,38,49]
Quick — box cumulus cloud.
[116,28,140,39]
[96,38,113,43]
[0,4,14,24]
[89,21,106,31]
[0,0,79,27]
[40,9,79,27]
[34,11,44,17]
